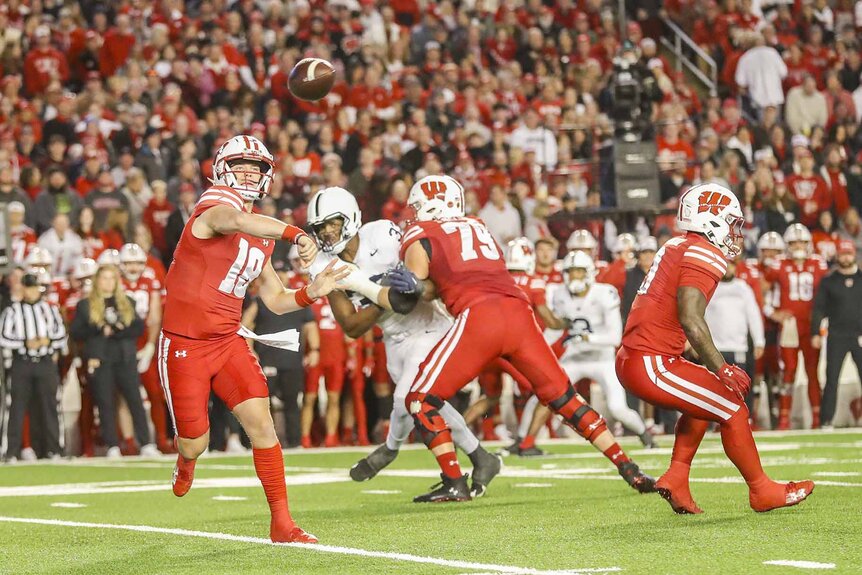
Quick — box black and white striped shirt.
[0,299,67,359]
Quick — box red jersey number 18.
[442,220,500,262]
[219,237,266,298]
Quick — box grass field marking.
[211,496,247,501]
[0,515,621,575]
[762,560,836,569]
[49,502,86,508]
[812,471,861,477]
[360,489,402,494]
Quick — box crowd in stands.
[2,0,862,458]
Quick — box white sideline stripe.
[514,483,554,488]
[0,516,620,575]
[763,560,835,570]
[212,496,247,501]
[812,471,860,477]
[50,502,87,508]
[361,490,402,495]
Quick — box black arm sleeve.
[69,300,97,340]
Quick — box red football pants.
[407,297,569,405]
[615,347,744,423]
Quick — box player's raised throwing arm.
[193,205,318,266]
[257,260,350,315]
[677,286,725,373]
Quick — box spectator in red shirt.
[820,144,853,217]
[785,148,832,227]
[75,149,104,198]
[23,25,69,96]
[143,180,175,258]
[99,14,135,78]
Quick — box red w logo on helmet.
[697,191,731,216]
[420,180,445,200]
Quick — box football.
[288,57,336,101]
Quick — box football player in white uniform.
[553,251,656,447]
[306,183,502,497]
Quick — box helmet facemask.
[220,158,273,202]
[311,214,351,255]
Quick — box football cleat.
[518,446,546,457]
[750,480,815,513]
[172,440,196,497]
[270,519,319,544]
[656,476,703,514]
[619,462,657,494]
[413,474,471,503]
[350,444,399,482]
[469,449,502,498]
[498,441,521,457]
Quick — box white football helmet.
[408,175,465,221]
[24,246,54,269]
[562,250,596,294]
[637,236,658,252]
[757,231,785,255]
[505,237,536,274]
[566,229,598,255]
[97,249,121,266]
[73,258,98,281]
[119,243,148,281]
[613,233,637,254]
[783,223,812,260]
[677,183,744,258]
[306,186,362,255]
[211,134,275,202]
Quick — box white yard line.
[0,516,620,575]
[763,560,836,570]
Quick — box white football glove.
[136,342,156,373]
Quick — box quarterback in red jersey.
[159,135,347,543]
[347,175,654,502]
[617,183,814,513]
[763,224,828,429]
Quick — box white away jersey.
[310,219,451,341]
[551,282,622,361]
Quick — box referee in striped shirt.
[0,272,67,461]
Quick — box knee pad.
[406,393,449,447]
[549,387,607,441]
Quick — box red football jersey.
[400,217,528,317]
[10,226,36,264]
[286,271,346,362]
[163,186,275,339]
[622,234,728,356]
[763,256,828,325]
[596,258,627,298]
[511,271,547,308]
[735,258,764,308]
[123,269,162,320]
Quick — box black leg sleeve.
[280,368,304,448]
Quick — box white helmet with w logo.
[212,135,275,202]
[505,237,536,274]
[408,175,465,221]
[783,223,812,260]
[677,183,744,258]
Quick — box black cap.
[22,273,40,287]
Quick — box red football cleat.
[172,440,196,497]
[655,475,703,514]
[324,434,340,448]
[270,519,318,544]
[750,480,815,512]
[301,436,312,449]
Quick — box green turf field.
[0,430,859,575]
